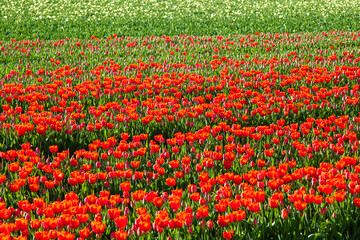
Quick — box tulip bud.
[15,209,22,217]
[321,207,327,215]
[162,192,169,201]
[311,178,317,186]
[207,220,214,229]
[257,181,264,189]
[188,227,193,234]
[22,229,29,236]
[196,164,203,172]
[185,218,192,227]
[199,198,207,205]
[124,207,130,217]
[200,220,205,229]
[286,205,292,213]
[205,192,211,201]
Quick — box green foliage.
[1,0,360,40]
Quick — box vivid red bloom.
[190,192,200,202]
[233,210,246,222]
[269,198,279,208]
[229,200,241,210]
[169,195,181,210]
[76,214,89,223]
[9,183,20,192]
[334,191,346,202]
[15,218,28,231]
[70,219,80,229]
[0,175,6,184]
[254,191,265,202]
[114,216,128,229]
[108,208,121,220]
[166,177,176,187]
[223,230,234,239]
[130,161,140,168]
[153,197,164,208]
[58,231,75,240]
[248,202,260,212]
[114,230,127,240]
[217,215,231,227]
[215,203,227,213]
[49,145,58,153]
[35,231,50,240]
[8,162,19,172]
[150,144,160,153]
[281,209,288,219]
[91,221,106,234]
[314,195,323,204]
[79,228,91,239]
[133,190,146,201]
[264,149,274,157]
[354,198,360,207]
[0,209,12,220]
[224,151,235,161]
[326,196,335,204]
[139,220,152,232]
[120,181,131,192]
[29,183,40,192]
[294,201,307,211]
[196,206,209,218]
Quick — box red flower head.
[223,230,234,239]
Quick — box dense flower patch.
[1,0,360,40]
[1,32,360,239]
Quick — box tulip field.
[1,0,360,40]
[1,31,360,239]
[2,2,360,238]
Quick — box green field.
[3,1,360,240]
[1,0,360,40]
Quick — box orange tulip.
[91,221,106,234]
